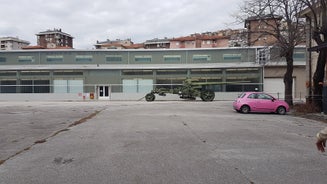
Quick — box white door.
[98,85,110,100]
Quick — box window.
[106,55,122,62]
[163,55,181,62]
[0,57,6,62]
[20,71,50,76]
[238,93,246,98]
[293,52,305,59]
[193,55,211,61]
[0,80,16,93]
[18,56,34,62]
[135,55,152,62]
[248,93,257,99]
[223,54,242,60]
[122,70,153,75]
[0,71,16,76]
[257,93,273,100]
[76,55,93,62]
[256,48,270,64]
[157,70,187,75]
[47,55,64,62]
[34,80,50,93]
[122,79,153,93]
[53,79,83,93]
[191,69,222,75]
[54,70,83,76]
[226,68,259,74]
[21,80,50,93]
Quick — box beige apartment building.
[170,34,230,49]
[0,37,30,50]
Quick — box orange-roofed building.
[170,33,230,49]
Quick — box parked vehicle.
[233,92,289,115]
[145,79,215,102]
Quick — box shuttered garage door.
[264,78,295,100]
[264,78,284,99]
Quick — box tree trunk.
[312,50,326,111]
[284,50,294,106]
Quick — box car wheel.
[145,93,155,102]
[240,105,250,114]
[200,90,215,101]
[277,106,286,115]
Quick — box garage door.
[264,78,294,100]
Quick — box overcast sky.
[0,0,244,49]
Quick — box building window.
[225,67,262,92]
[53,70,83,76]
[193,55,211,62]
[0,71,16,76]
[0,57,6,62]
[20,71,50,76]
[190,69,222,75]
[157,70,187,75]
[135,55,152,62]
[21,80,50,93]
[76,55,93,62]
[223,54,242,60]
[106,55,122,62]
[18,56,34,62]
[122,70,153,75]
[293,52,305,59]
[53,79,83,93]
[46,55,64,62]
[163,55,181,62]
[122,79,153,93]
[256,48,270,64]
[0,80,16,93]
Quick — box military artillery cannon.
[145,79,216,102]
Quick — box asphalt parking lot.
[0,100,327,184]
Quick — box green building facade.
[0,47,271,100]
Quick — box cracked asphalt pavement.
[0,101,327,184]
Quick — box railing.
[0,84,307,102]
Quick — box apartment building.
[170,33,230,49]
[245,15,282,46]
[35,28,73,49]
[0,37,30,50]
[94,38,141,49]
[144,38,170,49]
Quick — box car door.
[246,93,259,111]
[256,93,275,112]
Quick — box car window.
[238,93,246,98]
[247,93,258,99]
[258,93,272,100]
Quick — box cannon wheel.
[200,90,215,101]
[145,93,155,102]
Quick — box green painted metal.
[145,79,215,102]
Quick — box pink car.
[233,92,290,115]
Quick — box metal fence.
[0,83,306,102]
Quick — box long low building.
[0,47,305,101]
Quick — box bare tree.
[238,0,306,106]
[302,0,327,111]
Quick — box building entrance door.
[98,85,110,100]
